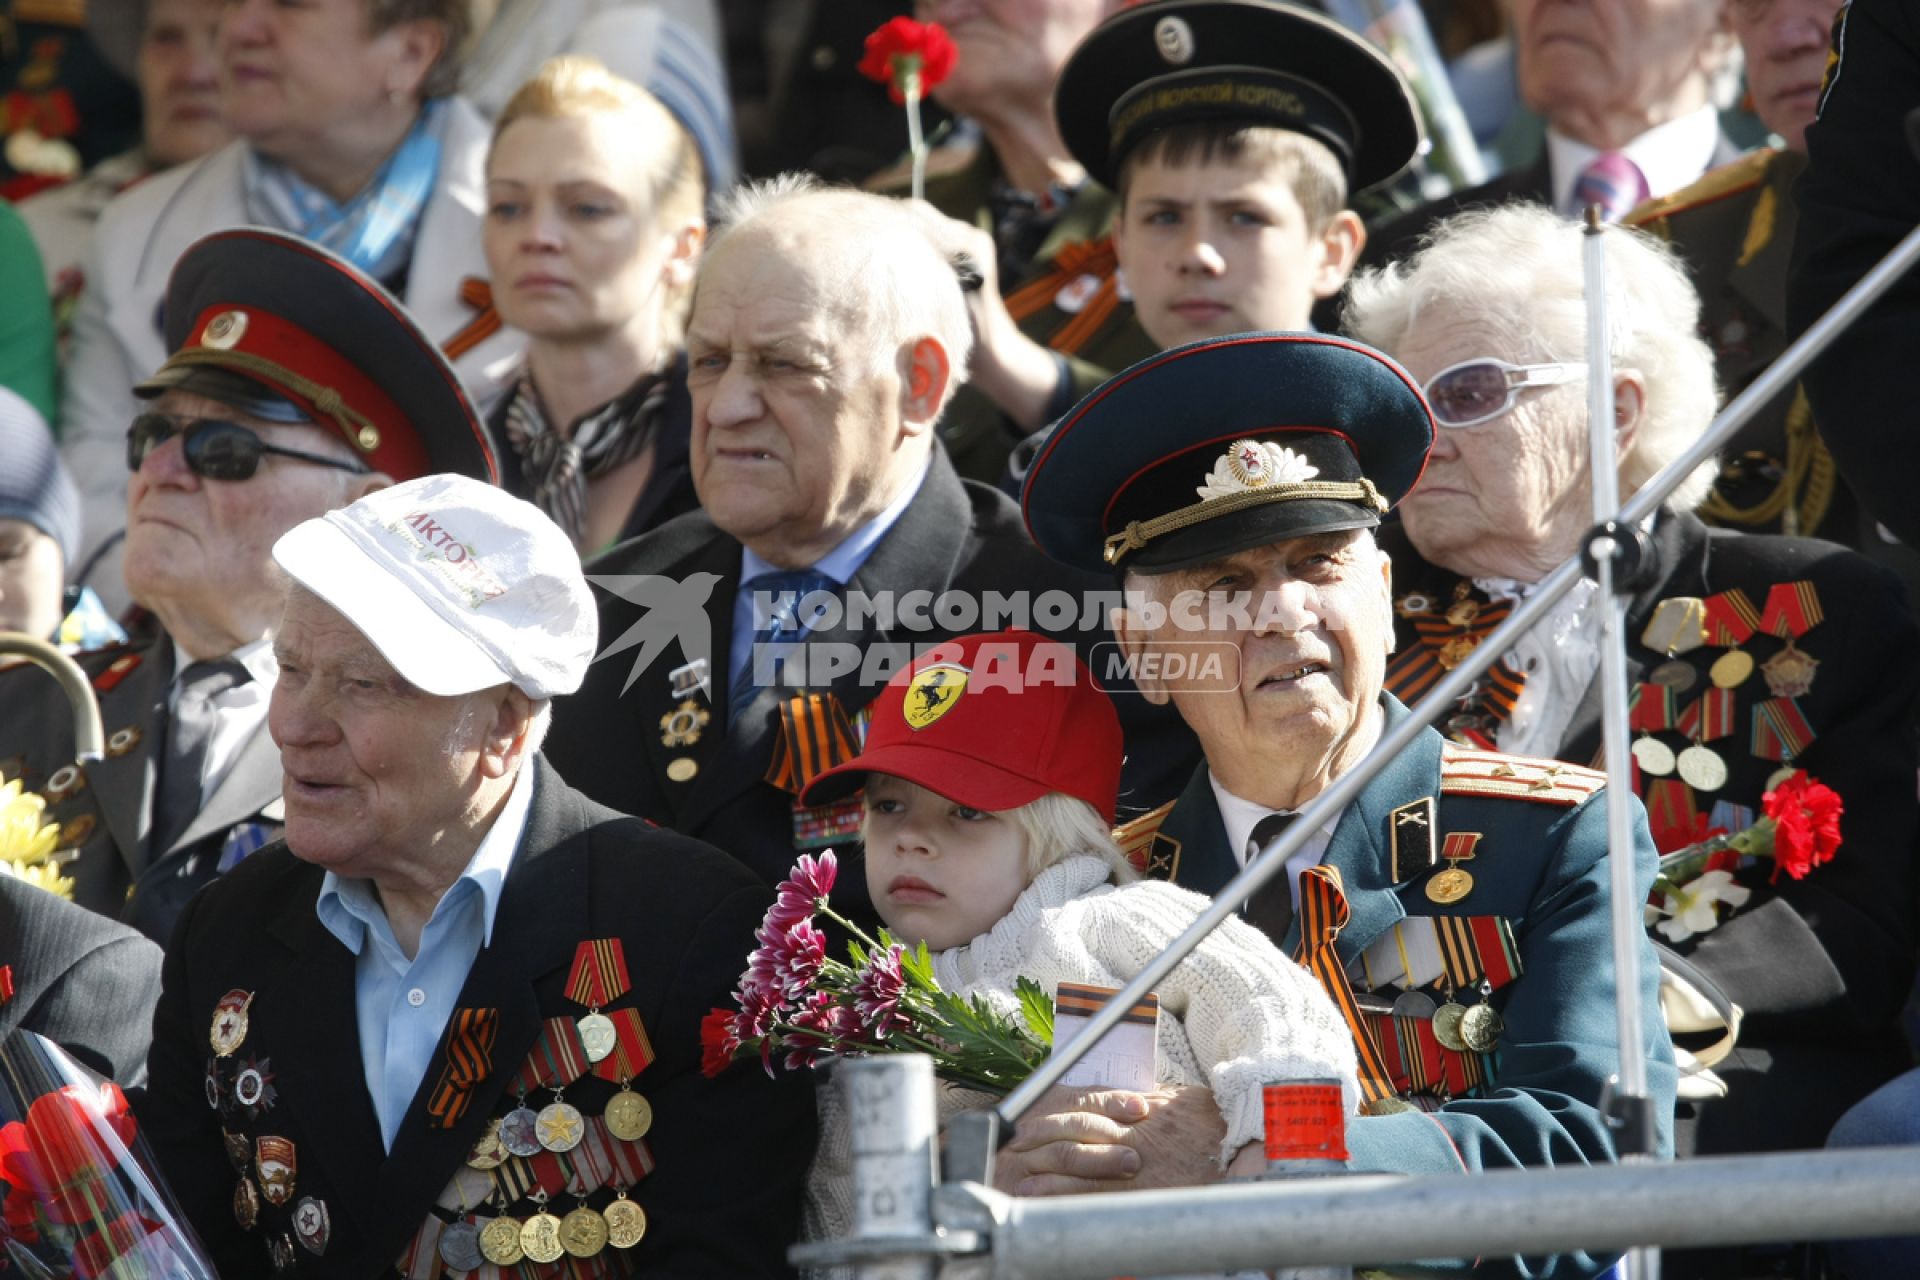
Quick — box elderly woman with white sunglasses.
[1344,201,1920,1208]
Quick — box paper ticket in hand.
[1049,982,1160,1092]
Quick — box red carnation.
[1763,770,1844,882]
[699,1008,739,1079]
[858,17,958,105]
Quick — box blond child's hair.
[861,790,1139,888]
[1117,121,1349,229]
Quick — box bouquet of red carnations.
[1647,768,1843,943]
[700,852,1052,1095]
[0,1031,216,1278]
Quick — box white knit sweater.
[804,856,1361,1256]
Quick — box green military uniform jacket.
[914,145,1157,483]
[1123,697,1676,1280]
[1628,149,1920,599]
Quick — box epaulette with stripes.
[1439,743,1606,807]
[1113,799,1180,880]
[1625,149,1775,228]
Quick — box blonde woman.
[484,55,707,552]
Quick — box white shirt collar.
[1207,772,1342,868]
[1547,105,1722,213]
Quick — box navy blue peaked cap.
[1055,0,1423,192]
[1022,331,1434,575]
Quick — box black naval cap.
[1023,331,1434,575]
[134,228,499,484]
[1055,0,1423,193]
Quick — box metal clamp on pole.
[1578,520,1656,594]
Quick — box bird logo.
[587,573,725,695]
[903,663,970,730]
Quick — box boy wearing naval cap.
[1016,332,1674,1279]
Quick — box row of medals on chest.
[1411,840,1505,1057]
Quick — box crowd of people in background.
[1,0,1917,1277]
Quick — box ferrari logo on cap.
[903,664,969,730]
[202,310,249,350]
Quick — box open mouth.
[1260,661,1329,688]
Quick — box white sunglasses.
[1422,358,1588,428]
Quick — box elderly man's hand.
[905,200,1063,431]
[992,1083,1227,1196]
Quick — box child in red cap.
[799,628,1359,1239]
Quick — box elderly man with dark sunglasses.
[1344,204,1920,1237]
[0,227,497,939]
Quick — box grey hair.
[700,174,974,411]
[1342,203,1720,513]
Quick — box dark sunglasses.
[126,414,369,481]
[1422,358,1587,429]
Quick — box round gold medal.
[1460,1003,1506,1053]
[605,1089,653,1142]
[521,1210,566,1264]
[535,1100,586,1153]
[1709,648,1754,689]
[577,1012,617,1064]
[1677,744,1730,793]
[604,1197,647,1248]
[479,1216,524,1265]
[1425,867,1474,905]
[1630,737,1677,777]
[1431,1002,1469,1052]
[234,1176,260,1230]
[666,757,699,783]
[560,1206,610,1258]
[465,1117,508,1170]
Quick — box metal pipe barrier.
[806,219,1920,1276]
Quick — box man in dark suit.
[0,227,497,940]
[1359,0,1741,270]
[546,180,1197,922]
[141,474,812,1277]
[0,875,162,1085]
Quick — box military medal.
[1425,832,1481,905]
[560,1204,611,1258]
[1389,990,1436,1020]
[1761,646,1820,699]
[1702,589,1760,689]
[536,1097,586,1153]
[1642,597,1706,656]
[466,1116,509,1170]
[234,1176,260,1230]
[667,757,699,782]
[1460,1002,1505,1053]
[254,1135,297,1205]
[500,1098,543,1158]
[669,657,710,700]
[438,1219,485,1271]
[605,1087,653,1141]
[1709,650,1754,688]
[568,940,634,1066]
[520,1201,567,1264]
[106,726,142,757]
[479,1215,525,1265]
[604,1193,647,1248]
[1755,581,1824,700]
[1630,737,1676,776]
[210,990,254,1057]
[1648,660,1697,693]
[293,1197,330,1256]
[224,1130,252,1173]
[205,1062,226,1111]
[1431,1001,1468,1052]
[268,1233,297,1272]
[1677,744,1730,792]
[658,698,710,748]
[233,1056,277,1116]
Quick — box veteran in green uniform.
[1019,332,1677,1280]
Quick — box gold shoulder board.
[1439,744,1606,807]
[1625,149,1777,227]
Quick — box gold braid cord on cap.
[1102,478,1387,565]
[158,347,384,453]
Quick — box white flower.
[1653,869,1751,943]
[1195,441,1319,501]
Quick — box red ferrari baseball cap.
[800,629,1124,823]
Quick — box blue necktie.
[729,569,837,726]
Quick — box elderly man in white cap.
[138,475,813,1279]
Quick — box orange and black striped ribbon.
[1752,697,1815,761]
[590,1008,657,1083]
[1434,915,1523,991]
[442,276,503,362]
[1758,580,1823,638]
[1294,865,1395,1106]
[567,939,631,1009]
[426,1006,498,1129]
[1385,594,1528,733]
[763,692,862,794]
[1004,238,1118,323]
[1702,589,1760,646]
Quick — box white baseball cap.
[272,474,597,699]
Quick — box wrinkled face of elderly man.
[685,194,955,569]
[269,585,534,883]
[1116,527,1396,811]
[1514,0,1730,147]
[1731,0,1843,150]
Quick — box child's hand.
[994,1084,1226,1196]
